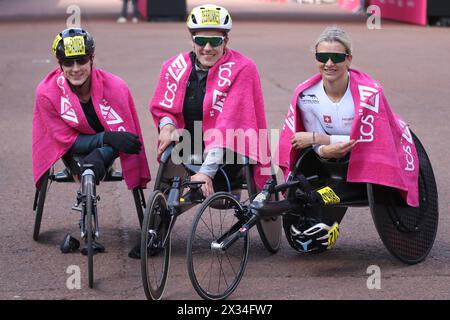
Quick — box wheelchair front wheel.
[187,192,249,300]
[83,176,95,289]
[141,190,171,300]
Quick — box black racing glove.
[81,149,106,184]
[103,132,142,154]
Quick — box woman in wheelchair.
[277,26,423,253]
[32,27,151,252]
[184,27,436,300]
[149,4,271,197]
[138,5,281,296]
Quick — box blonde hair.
[315,26,352,54]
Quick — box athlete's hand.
[190,173,214,197]
[291,131,315,150]
[320,140,357,159]
[157,124,178,158]
[103,131,142,154]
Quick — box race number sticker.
[317,186,340,205]
[63,36,85,57]
[327,223,339,248]
[201,9,220,25]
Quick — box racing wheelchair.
[186,131,438,300]
[32,154,146,288]
[140,143,282,300]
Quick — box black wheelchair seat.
[157,144,249,194]
[283,131,438,264]
[289,148,368,207]
[153,143,283,254]
[33,153,146,242]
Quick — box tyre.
[245,168,281,254]
[187,192,249,300]
[141,190,171,300]
[33,170,50,241]
[84,175,95,289]
[369,132,438,264]
[256,214,282,253]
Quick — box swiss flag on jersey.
[323,115,332,124]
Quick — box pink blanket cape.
[32,67,151,189]
[276,69,419,207]
[150,49,271,188]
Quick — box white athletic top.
[297,78,354,154]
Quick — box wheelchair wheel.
[141,191,171,300]
[83,175,95,289]
[369,132,438,264]
[132,188,145,228]
[245,168,282,254]
[187,192,249,300]
[33,170,50,241]
[256,214,282,253]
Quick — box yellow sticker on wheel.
[327,223,339,248]
[200,9,220,25]
[63,36,85,57]
[317,186,340,205]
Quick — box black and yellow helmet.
[52,28,95,60]
[186,4,232,33]
[287,216,339,253]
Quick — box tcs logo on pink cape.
[357,84,380,143]
[283,104,296,134]
[357,84,415,172]
[398,119,415,172]
[159,54,188,109]
[100,99,126,132]
[211,62,235,115]
[57,75,79,124]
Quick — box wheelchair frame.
[185,131,438,300]
[32,154,146,288]
[140,144,282,300]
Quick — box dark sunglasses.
[192,36,225,47]
[315,52,349,64]
[60,56,91,67]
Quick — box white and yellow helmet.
[187,4,232,33]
